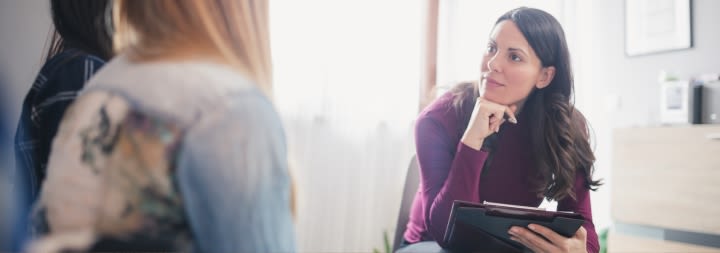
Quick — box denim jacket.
[34,55,296,252]
[14,49,105,204]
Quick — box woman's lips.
[484,77,505,88]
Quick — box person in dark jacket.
[14,0,113,211]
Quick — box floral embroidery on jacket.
[36,94,193,250]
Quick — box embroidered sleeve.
[36,91,191,250]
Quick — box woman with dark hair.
[401,7,601,253]
[14,0,113,206]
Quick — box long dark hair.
[45,0,113,61]
[452,7,601,201]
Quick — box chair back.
[392,155,420,252]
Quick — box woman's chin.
[480,91,508,105]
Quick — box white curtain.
[270,1,421,252]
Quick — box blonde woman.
[31,0,295,252]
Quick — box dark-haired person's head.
[47,0,113,60]
[454,7,600,201]
[487,7,600,200]
[481,7,572,108]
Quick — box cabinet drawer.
[612,126,720,235]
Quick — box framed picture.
[625,0,693,56]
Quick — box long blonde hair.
[112,0,273,96]
[112,0,298,218]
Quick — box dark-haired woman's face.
[480,20,554,107]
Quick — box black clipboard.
[442,200,585,253]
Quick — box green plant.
[373,230,392,253]
[599,227,609,253]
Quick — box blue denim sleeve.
[175,93,296,253]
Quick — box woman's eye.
[510,54,521,62]
[486,45,496,54]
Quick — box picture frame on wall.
[625,0,693,56]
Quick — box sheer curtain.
[270,1,422,251]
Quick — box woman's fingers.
[488,114,504,129]
[528,224,566,246]
[510,235,542,253]
[486,102,515,123]
[504,105,518,124]
[471,98,519,137]
[487,103,514,133]
[489,117,504,133]
[573,226,587,240]
[509,226,558,253]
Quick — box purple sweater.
[403,92,599,253]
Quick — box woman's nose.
[486,54,500,73]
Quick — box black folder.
[442,200,585,253]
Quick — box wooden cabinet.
[611,125,720,250]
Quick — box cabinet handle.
[707,133,720,141]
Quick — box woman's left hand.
[508,224,588,253]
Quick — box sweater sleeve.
[175,93,296,253]
[414,114,489,246]
[557,172,599,253]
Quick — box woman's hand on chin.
[460,98,517,150]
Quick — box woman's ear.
[535,66,556,89]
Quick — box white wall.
[577,0,720,234]
[0,1,51,250]
[586,0,720,128]
[0,0,52,140]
